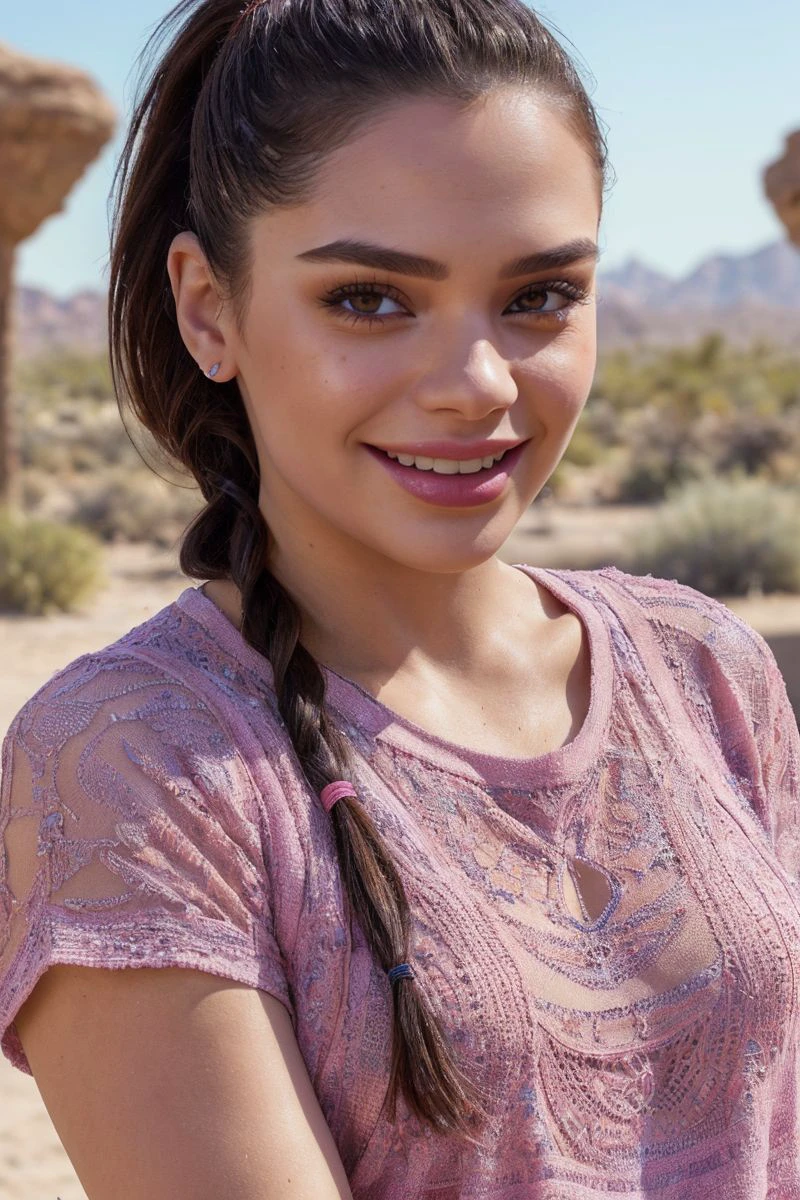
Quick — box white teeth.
[384,448,510,473]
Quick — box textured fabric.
[1,563,799,1199]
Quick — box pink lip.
[365,440,530,508]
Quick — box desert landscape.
[0,18,798,1195]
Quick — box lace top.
[1,564,799,1200]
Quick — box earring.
[205,363,222,379]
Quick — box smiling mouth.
[373,447,515,475]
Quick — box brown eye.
[511,280,591,316]
[345,291,393,316]
[320,281,408,326]
[514,289,559,313]
[318,277,591,328]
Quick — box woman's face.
[188,88,601,576]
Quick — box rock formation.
[0,41,116,508]
[764,129,800,249]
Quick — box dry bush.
[617,473,800,597]
[0,507,106,615]
[66,469,204,548]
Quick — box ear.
[167,231,236,381]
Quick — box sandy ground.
[1,501,798,1200]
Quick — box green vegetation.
[11,348,204,549]
[619,472,800,597]
[0,506,106,615]
[561,333,800,502]
[13,348,114,405]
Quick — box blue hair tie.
[387,962,414,983]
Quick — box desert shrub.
[617,473,800,597]
[614,407,708,503]
[577,396,625,446]
[0,507,106,615]
[20,470,54,512]
[67,470,203,547]
[709,408,800,478]
[12,349,113,406]
[589,337,800,504]
[21,399,139,474]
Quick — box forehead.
[256,88,600,260]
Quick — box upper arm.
[15,962,353,1200]
[1,656,296,1073]
[1,656,344,1195]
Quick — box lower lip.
[365,441,529,508]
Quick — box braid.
[187,469,490,1139]
[110,0,609,1148]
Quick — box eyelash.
[318,277,592,329]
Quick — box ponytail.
[108,0,610,1137]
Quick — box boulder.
[764,129,800,248]
[0,40,116,507]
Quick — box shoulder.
[1,644,265,846]
[0,590,275,851]
[1,604,314,891]
[546,564,782,740]
[537,561,782,729]
[0,622,298,964]
[3,638,216,764]
[3,594,191,735]
[0,647,302,1080]
[3,588,284,768]
[562,563,770,666]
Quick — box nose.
[412,337,518,421]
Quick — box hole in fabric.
[562,856,615,925]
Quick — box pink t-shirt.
[1,564,799,1199]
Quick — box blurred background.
[0,3,798,1195]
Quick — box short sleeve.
[0,653,294,1075]
[607,568,800,878]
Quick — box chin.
[372,522,515,575]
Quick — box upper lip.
[370,438,529,460]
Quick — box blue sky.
[6,0,798,297]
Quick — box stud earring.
[205,363,222,379]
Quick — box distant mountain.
[599,240,800,310]
[600,259,676,308]
[594,239,800,348]
[10,240,800,357]
[12,286,108,357]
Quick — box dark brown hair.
[108,0,610,1141]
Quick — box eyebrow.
[296,236,600,280]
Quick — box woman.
[1,1,798,1196]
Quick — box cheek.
[520,340,595,423]
[282,326,387,417]
[251,372,374,487]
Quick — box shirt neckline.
[174,563,613,789]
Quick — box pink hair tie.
[320,780,357,814]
